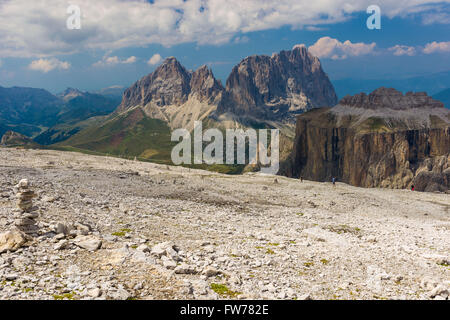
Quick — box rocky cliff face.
[190,65,224,104]
[288,88,450,192]
[118,57,193,112]
[215,45,337,123]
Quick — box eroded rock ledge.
[287,88,450,192]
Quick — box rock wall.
[290,109,450,192]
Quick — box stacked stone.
[14,179,39,236]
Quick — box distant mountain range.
[0,86,121,141]
[93,86,126,99]
[0,86,64,137]
[333,70,450,100]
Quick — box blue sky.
[0,0,449,93]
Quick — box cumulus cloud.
[308,37,376,60]
[123,56,137,64]
[147,54,163,66]
[0,0,447,58]
[388,45,416,56]
[28,58,71,73]
[423,41,450,54]
[93,56,137,67]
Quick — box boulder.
[0,230,27,253]
[73,235,102,251]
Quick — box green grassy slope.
[57,108,177,164]
[56,107,250,173]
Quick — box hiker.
[332,177,336,187]
[411,185,415,191]
[300,176,304,183]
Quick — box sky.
[0,0,449,93]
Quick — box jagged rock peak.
[118,59,224,112]
[339,87,444,110]
[216,45,338,122]
[152,56,191,82]
[118,57,192,111]
[190,65,224,103]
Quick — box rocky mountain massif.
[116,44,337,130]
[58,46,337,167]
[0,148,448,300]
[287,88,450,192]
[117,58,224,131]
[215,44,337,124]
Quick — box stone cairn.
[14,179,39,236]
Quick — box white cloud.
[308,37,376,60]
[388,45,416,56]
[93,55,137,67]
[305,26,326,31]
[0,0,447,58]
[123,56,137,64]
[423,41,450,54]
[147,54,163,66]
[28,58,71,73]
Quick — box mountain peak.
[292,43,307,50]
[154,56,189,75]
[216,47,337,122]
[190,65,224,103]
[59,87,85,101]
[162,56,181,66]
[60,87,83,95]
[118,57,194,111]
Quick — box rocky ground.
[0,148,449,300]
